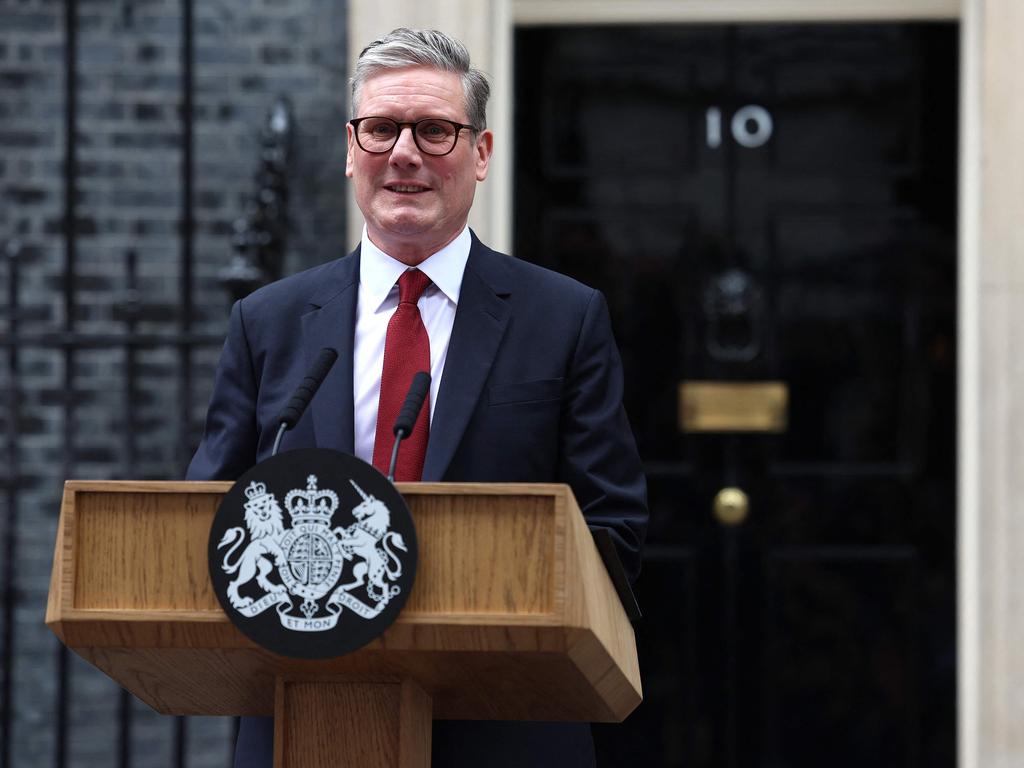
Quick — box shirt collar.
[359,226,471,312]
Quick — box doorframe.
[347,3,1019,766]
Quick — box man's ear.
[475,130,494,182]
[345,122,356,178]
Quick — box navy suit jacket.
[187,233,648,767]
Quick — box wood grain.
[47,481,641,722]
[562,491,643,707]
[404,493,554,614]
[74,490,222,610]
[275,678,431,768]
[398,679,432,767]
[44,487,71,640]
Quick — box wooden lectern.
[46,481,641,767]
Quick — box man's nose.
[389,125,422,166]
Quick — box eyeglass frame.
[348,116,479,157]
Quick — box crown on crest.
[284,474,339,526]
[243,481,276,515]
[245,481,268,500]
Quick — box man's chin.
[374,211,435,237]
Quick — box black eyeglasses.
[349,116,477,157]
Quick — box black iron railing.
[0,0,295,763]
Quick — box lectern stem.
[274,677,432,768]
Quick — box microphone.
[388,371,431,482]
[271,347,339,456]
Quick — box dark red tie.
[372,269,432,480]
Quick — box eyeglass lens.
[355,118,461,155]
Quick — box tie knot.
[397,269,431,305]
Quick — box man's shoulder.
[239,250,359,316]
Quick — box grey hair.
[351,28,490,131]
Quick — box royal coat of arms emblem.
[208,448,418,658]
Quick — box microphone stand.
[272,422,288,457]
[387,433,405,483]
[387,371,431,483]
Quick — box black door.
[515,24,956,767]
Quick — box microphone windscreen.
[277,347,339,429]
[393,371,431,437]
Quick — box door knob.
[713,487,749,526]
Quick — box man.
[188,27,647,768]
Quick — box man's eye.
[369,122,396,137]
[418,122,450,140]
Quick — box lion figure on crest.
[217,481,286,609]
[334,481,407,603]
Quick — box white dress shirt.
[353,226,471,465]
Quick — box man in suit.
[188,27,647,768]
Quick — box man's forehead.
[357,66,467,116]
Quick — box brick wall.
[0,0,349,764]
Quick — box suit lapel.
[302,249,360,454]
[423,238,511,481]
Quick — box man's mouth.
[385,184,430,194]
